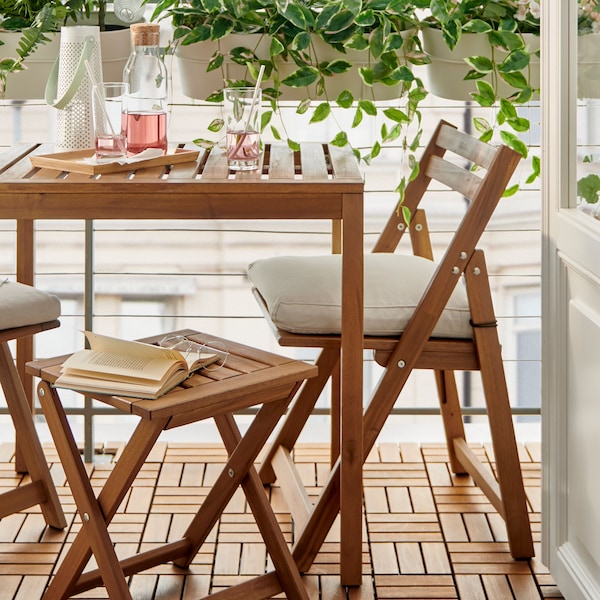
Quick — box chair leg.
[0,342,66,529]
[259,348,340,484]
[464,252,534,559]
[435,369,468,475]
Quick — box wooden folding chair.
[0,282,66,529]
[247,120,535,573]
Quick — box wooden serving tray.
[30,148,200,175]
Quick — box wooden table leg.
[340,192,364,586]
[15,219,35,474]
[37,382,168,599]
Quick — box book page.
[61,349,180,382]
[84,331,185,363]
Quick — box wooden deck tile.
[0,442,562,599]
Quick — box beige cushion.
[0,281,61,331]
[247,254,473,338]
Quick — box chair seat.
[247,253,473,338]
[0,281,61,331]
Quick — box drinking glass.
[224,87,261,171]
[91,82,128,159]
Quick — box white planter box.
[421,27,540,102]
[176,32,414,102]
[578,33,600,99]
[0,17,131,100]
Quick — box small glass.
[224,87,261,171]
[91,82,128,159]
[158,334,229,371]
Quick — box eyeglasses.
[158,334,229,371]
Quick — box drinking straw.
[229,64,265,159]
[84,60,127,157]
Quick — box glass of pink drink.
[91,82,128,159]
[224,87,261,171]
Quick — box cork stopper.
[130,23,160,46]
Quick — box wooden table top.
[0,142,364,221]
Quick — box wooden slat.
[437,123,498,169]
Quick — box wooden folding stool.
[27,329,316,600]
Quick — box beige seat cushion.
[247,254,473,338]
[0,281,61,331]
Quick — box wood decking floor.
[0,440,562,599]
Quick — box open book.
[54,331,218,400]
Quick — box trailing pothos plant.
[0,0,115,98]
[424,0,541,193]
[152,0,430,219]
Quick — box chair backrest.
[373,120,521,258]
[373,120,522,363]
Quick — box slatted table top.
[0,142,364,221]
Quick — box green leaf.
[464,55,494,74]
[513,86,534,103]
[292,32,311,52]
[208,118,224,132]
[281,66,319,88]
[193,138,216,149]
[351,107,364,128]
[471,80,496,107]
[358,99,377,116]
[260,110,273,132]
[326,59,353,74]
[326,10,356,34]
[473,117,492,134]
[336,89,354,109]
[355,9,375,27]
[309,102,332,123]
[525,155,541,184]
[278,2,307,29]
[370,141,381,160]
[370,26,384,59]
[358,66,375,86]
[270,37,285,57]
[287,139,301,152]
[206,90,223,103]
[383,107,409,123]
[499,98,517,119]
[500,131,528,157]
[211,17,234,40]
[479,129,494,143]
[506,116,530,132]
[498,49,530,73]
[502,184,519,197]
[330,131,349,147]
[207,53,224,72]
[500,71,529,90]
[462,19,493,34]
[271,125,282,140]
[315,2,343,30]
[296,98,312,114]
[577,174,600,204]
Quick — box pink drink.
[95,134,127,159]
[126,112,167,155]
[226,130,260,170]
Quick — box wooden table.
[27,329,318,599]
[0,142,365,586]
